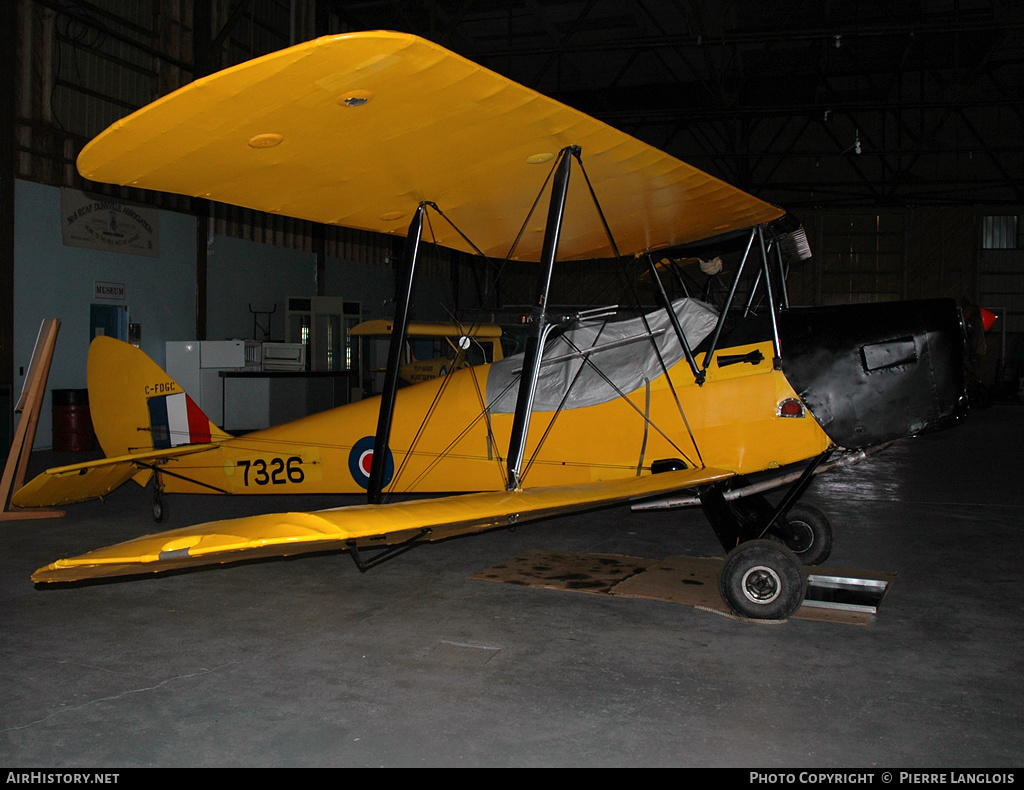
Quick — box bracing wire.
[559,154,707,469]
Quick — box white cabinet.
[165,340,259,427]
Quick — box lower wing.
[33,466,734,583]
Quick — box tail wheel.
[152,494,166,523]
[773,503,833,566]
[719,540,808,620]
[151,475,166,523]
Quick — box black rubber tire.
[719,539,808,620]
[776,503,833,566]
[152,494,165,523]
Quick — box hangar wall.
[12,178,456,449]
[204,232,458,345]
[786,207,981,306]
[14,178,195,449]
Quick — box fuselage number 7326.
[236,456,305,487]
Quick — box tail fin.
[87,336,230,458]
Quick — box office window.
[982,216,1018,250]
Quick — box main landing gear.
[774,502,833,566]
[718,540,808,620]
[699,452,835,620]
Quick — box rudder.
[87,336,229,459]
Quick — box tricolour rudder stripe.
[148,391,212,448]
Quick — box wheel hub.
[741,565,782,604]
[785,520,814,553]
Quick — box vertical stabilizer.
[87,337,229,460]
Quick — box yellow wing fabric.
[11,445,220,508]
[33,466,734,583]
[77,31,783,262]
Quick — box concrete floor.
[1,404,1022,768]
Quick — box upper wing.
[77,31,783,262]
[32,466,734,583]
[12,445,220,508]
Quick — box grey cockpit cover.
[486,299,720,413]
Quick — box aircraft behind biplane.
[16,32,967,620]
[350,319,505,388]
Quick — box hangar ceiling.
[11,0,1024,213]
[321,0,1024,209]
[4,1,1022,375]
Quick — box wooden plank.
[0,318,64,520]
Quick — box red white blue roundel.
[348,436,394,490]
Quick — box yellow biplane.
[350,319,504,387]
[17,32,967,620]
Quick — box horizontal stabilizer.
[12,445,218,508]
[32,466,734,583]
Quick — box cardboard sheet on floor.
[470,549,895,625]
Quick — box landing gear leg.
[698,450,835,620]
[152,472,166,523]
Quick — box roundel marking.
[348,436,394,490]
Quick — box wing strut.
[367,202,428,504]
[757,225,784,366]
[505,146,578,491]
[699,227,757,372]
[346,529,432,572]
[644,254,705,386]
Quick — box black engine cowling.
[778,299,968,449]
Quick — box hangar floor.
[2,403,1022,768]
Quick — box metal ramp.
[804,573,892,616]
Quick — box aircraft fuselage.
[139,298,965,500]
